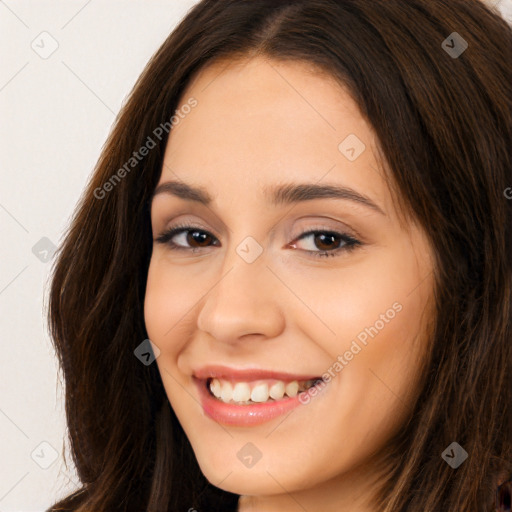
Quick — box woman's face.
[145,56,435,510]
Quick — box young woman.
[47,1,512,510]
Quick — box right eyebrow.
[150,180,213,206]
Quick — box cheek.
[291,245,432,436]
[144,267,171,349]
[293,245,430,357]
[143,256,201,352]
[144,260,203,427]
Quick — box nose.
[196,250,285,345]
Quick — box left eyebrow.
[265,182,385,215]
[150,180,385,215]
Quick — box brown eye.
[292,230,360,257]
[312,233,341,251]
[186,230,214,247]
[155,225,219,250]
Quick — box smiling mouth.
[206,377,323,405]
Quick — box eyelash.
[154,222,362,258]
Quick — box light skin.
[144,56,435,512]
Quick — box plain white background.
[0,1,510,510]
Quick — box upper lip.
[193,365,321,382]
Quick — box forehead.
[160,56,392,216]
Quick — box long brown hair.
[47,1,512,510]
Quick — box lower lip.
[194,378,324,426]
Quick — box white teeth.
[250,383,269,402]
[232,382,251,402]
[208,378,311,404]
[210,378,221,398]
[269,381,285,400]
[220,381,233,403]
[285,381,299,397]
